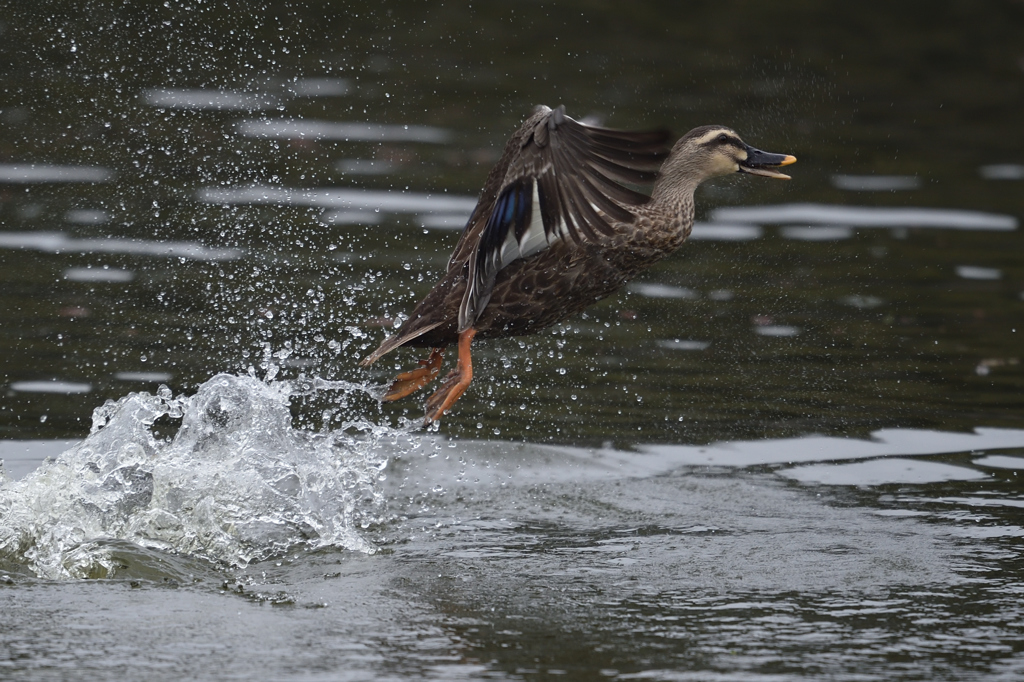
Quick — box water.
[2,1,1024,679]
[1,373,396,579]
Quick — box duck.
[360,105,795,424]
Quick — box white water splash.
[0,373,415,580]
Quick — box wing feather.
[459,178,534,329]
[457,105,671,331]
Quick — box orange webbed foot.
[382,348,444,402]
[423,328,477,424]
[424,368,473,423]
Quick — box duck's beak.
[739,145,797,180]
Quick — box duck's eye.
[717,133,729,144]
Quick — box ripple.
[956,265,1002,280]
[237,119,452,143]
[831,174,922,191]
[9,380,92,394]
[0,164,113,184]
[321,210,383,226]
[64,209,109,225]
[973,455,1024,470]
[689,222,763,241]
[335,159,398,175]
[636,427,1024,468]
[754,325,801,337]
[288,77,351,96]
[921,496,1024,509]
[63,267,135,283]
[979,164,1024,180]
[780,225,854,241]
[711,203,1018,231]
[198,186,478,215]
[0,231,242,261]
[630,283,700,299]
[657,339,711,351]
[113,371,174,383]
[419,214,471,230]
[839,294,885,309]
[778,458,987,486]
[142,88,276,110]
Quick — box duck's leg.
[382,347,445,401]
[424,328,477,424]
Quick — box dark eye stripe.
[702,133,742,148]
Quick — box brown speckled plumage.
[358,105,795,422]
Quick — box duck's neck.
[650,167,703,207]
[649,174,700,234]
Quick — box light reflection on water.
[236,119,454,143]
[629,283,700,300]
[635,426,1024,469]
[64,209,110,225]
[657,339,711,351]
[335,158,399,175]
[113,371,174,383]
[688,221,763,240]
[288,78,351,97]
[7,380,93,395]
[753,324,802,337]
[831,174,922,191]
[142,88,278,111]
[956,265,1002,280]
[979,164,1024,180]
[417,213,470,230]
[779,224,854,241]
[196,185,478,214]
[0,232,244,261]
[780,458,987,485]
[0,164,114,183]
[711,203,1018,230]
[975,455,1024,470]
[63,266,135,283]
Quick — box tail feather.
[358,320,445,366]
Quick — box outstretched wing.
[458,105,670,331]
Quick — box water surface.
[2,2,1023,680]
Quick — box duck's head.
[655,126,796,197]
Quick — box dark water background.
[1,2,1023,680]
